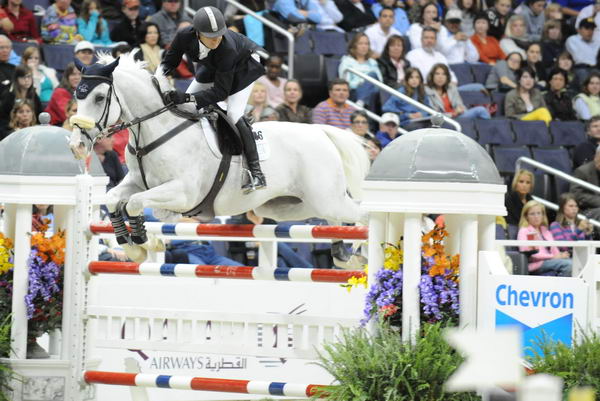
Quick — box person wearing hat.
[161,6,266,193]
[439,8,479,64]
[566,17,600,81]
[110,0,142,47]
[375,112,400,148]
[74,40,95,66]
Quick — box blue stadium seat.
[273,30,312,54]
[459,90,490,108]
[324,56,341,81]
[510,120,552,147]
[493,145,531,175]
[549,120,587,147]
[458,119,477,141]
[475,118,513,146]
[42,43,75,73]
[531,146,572,174]
[12,42,38,57]
[310,31,347,56]
[449,63,474,86]
[491,91,506,117]
[471,63,492,85]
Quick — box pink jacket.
[517,225,560,272]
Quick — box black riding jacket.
[161,28,264,109]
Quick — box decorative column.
[367,212,386,335]
[402,213,421,344]
[478,215,496,252]
[459,215,479,329]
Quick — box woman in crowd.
[245,82,278,122]
[338,33,382,108]
[523,42,547,88]
[543,68,576,121]
[134,22,162,74]
[364,134,382,162]
[544,3,575,39]
[470,13,506,65]
[485,0,511,40]
[500,14,530,58]
[20,46,58,104]
[275,79,312,123]
[62,99,78,131]
[517,200,572,277]
[77,0,113,45]
[45,62,81,125]
[347,110,372,138]
[505,168,534,226]
[540,19,564,68]
[485,51,522,92]
[407,2,450,50]
[382,67,431,128]
[7,100,36,135]
[555,51,579,92]
[504,66,552,124]
[0,65,41,133]
[377,35,409,89]
[573,72,600,121]
[425,63,490,120]
[550,193,593,253]
[452,0,479,36]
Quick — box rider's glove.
[165,90,191,105]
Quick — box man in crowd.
[375,112,400,147]
[571,146,600,223]
[257,55,287,108]
[273,0,322,26]
[149,0,191,46]
[110,0,141,46]
[574,116,600,169]
[2,0,39,43]
[440,9,479,64]
[406,27,457,84]
[364,7,401,58]
[312,78,355,129]
[0,35,15,96]
[566,18,600,82]
[334,0,376,32]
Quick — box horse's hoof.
[123,244,147,264]
[141,235,165,252]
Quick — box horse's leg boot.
[109,202,132,246]
[121,203,148,245]
[236,117,266,194]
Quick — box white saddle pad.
[201,118,270,162]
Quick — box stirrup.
[241,168,266,194]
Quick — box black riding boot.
[236,117,267,193]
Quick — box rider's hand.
[165,90,191,105]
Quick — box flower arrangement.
[346,225,461,327]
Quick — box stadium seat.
[42,43,75,73]
[310,31,347,57]
[449,63,474,86]
[471,63,492,85]
[531,146,573,200]
[459,90,491,108]
[458,119,477,141]
[510,120,552,147]
[12,42,37,56]
[475,119,513,146]
[491,91,506,117]
[549,120,587,147]
[272,30,312,54]
[492,145,531,175]
[294,54,327,106]
[324,56,341,81]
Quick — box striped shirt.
[312,99,355,129]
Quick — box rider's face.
[199,34,223,49]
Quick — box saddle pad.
[202,118,270,162]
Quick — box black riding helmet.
[193,6,227,38]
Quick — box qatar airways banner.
[478,265,588,358]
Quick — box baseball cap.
[74,41,95,53]
[123,0,140,7]
[579,18,596,29]
[381,112,399,126]
[444,9,462,22]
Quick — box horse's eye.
[95,95,105,103]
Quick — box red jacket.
[470,35,506,65]
[3,6,40,42]
[44,87,71,125]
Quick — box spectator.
[20,46,58,103]
[41,0,82,44]
[540,19,564,67]
[371,0,410,35]
[573,116,600,169]
[566,18,600,83]
[375,112,401,147]
[471,13,506,65]
[425,63,491,120]
[556,50,580,92]
[523,42,547,88]
[74,40,95,66]
[504,66,552,124]
[407,2,450,51]
[377,35,409,89]
[312,78,355,129]
[111,43,132,58]
[575,0,600,41]
[485,0,512,41]
[550,193,593,253]
[148,0,191,47]
[543,68,576,121]
[517,200,572,277]
[500,14,530,58]
[505,168,534,226]
[485,51,522,92]
[245,82,278,122]
[110,0,142,47]
[314,0,344,32]
[365,7,402,57]
[364,133,382,161]
[77,0,113,45]
[62,98,77,130]
[571,147,600,224]
[273,0,322,26]
[406,26,458,84]
[44,62,80,125]
[0,35,14,97]
[347,109,372,137]
[256,55,287,108]
[334,0,376,32]
[440,8,480,64]
[573,71,600,120]
[382,67,431,129]
[94,136,125,191]
[0,65,41,134]
[451,0,479,36]
[135,22,162,74]
[544,3,575,39]
[516,0,545,41]
[5,99,36,138]
[2,0,40,43]
[275,79,312,123]
[338,33,382,108]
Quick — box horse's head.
[68,56,122,160]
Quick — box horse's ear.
[73,57,86,73]
[103,57,120,74]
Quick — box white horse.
[69,53,370,263]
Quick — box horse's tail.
[320,125,370,201]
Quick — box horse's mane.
[95,50,173,91]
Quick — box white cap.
[444,9,463,21]
[74,40,95,53]
[381,112,400,126]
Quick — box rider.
[161,6,267,193]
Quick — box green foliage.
[0,315,15,401]
[528,331,600,397]
[315,323,480,401]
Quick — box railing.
[346,99,409,135]
[340,67,462,132]
[183,0,295,78]
[532,195,600,228]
